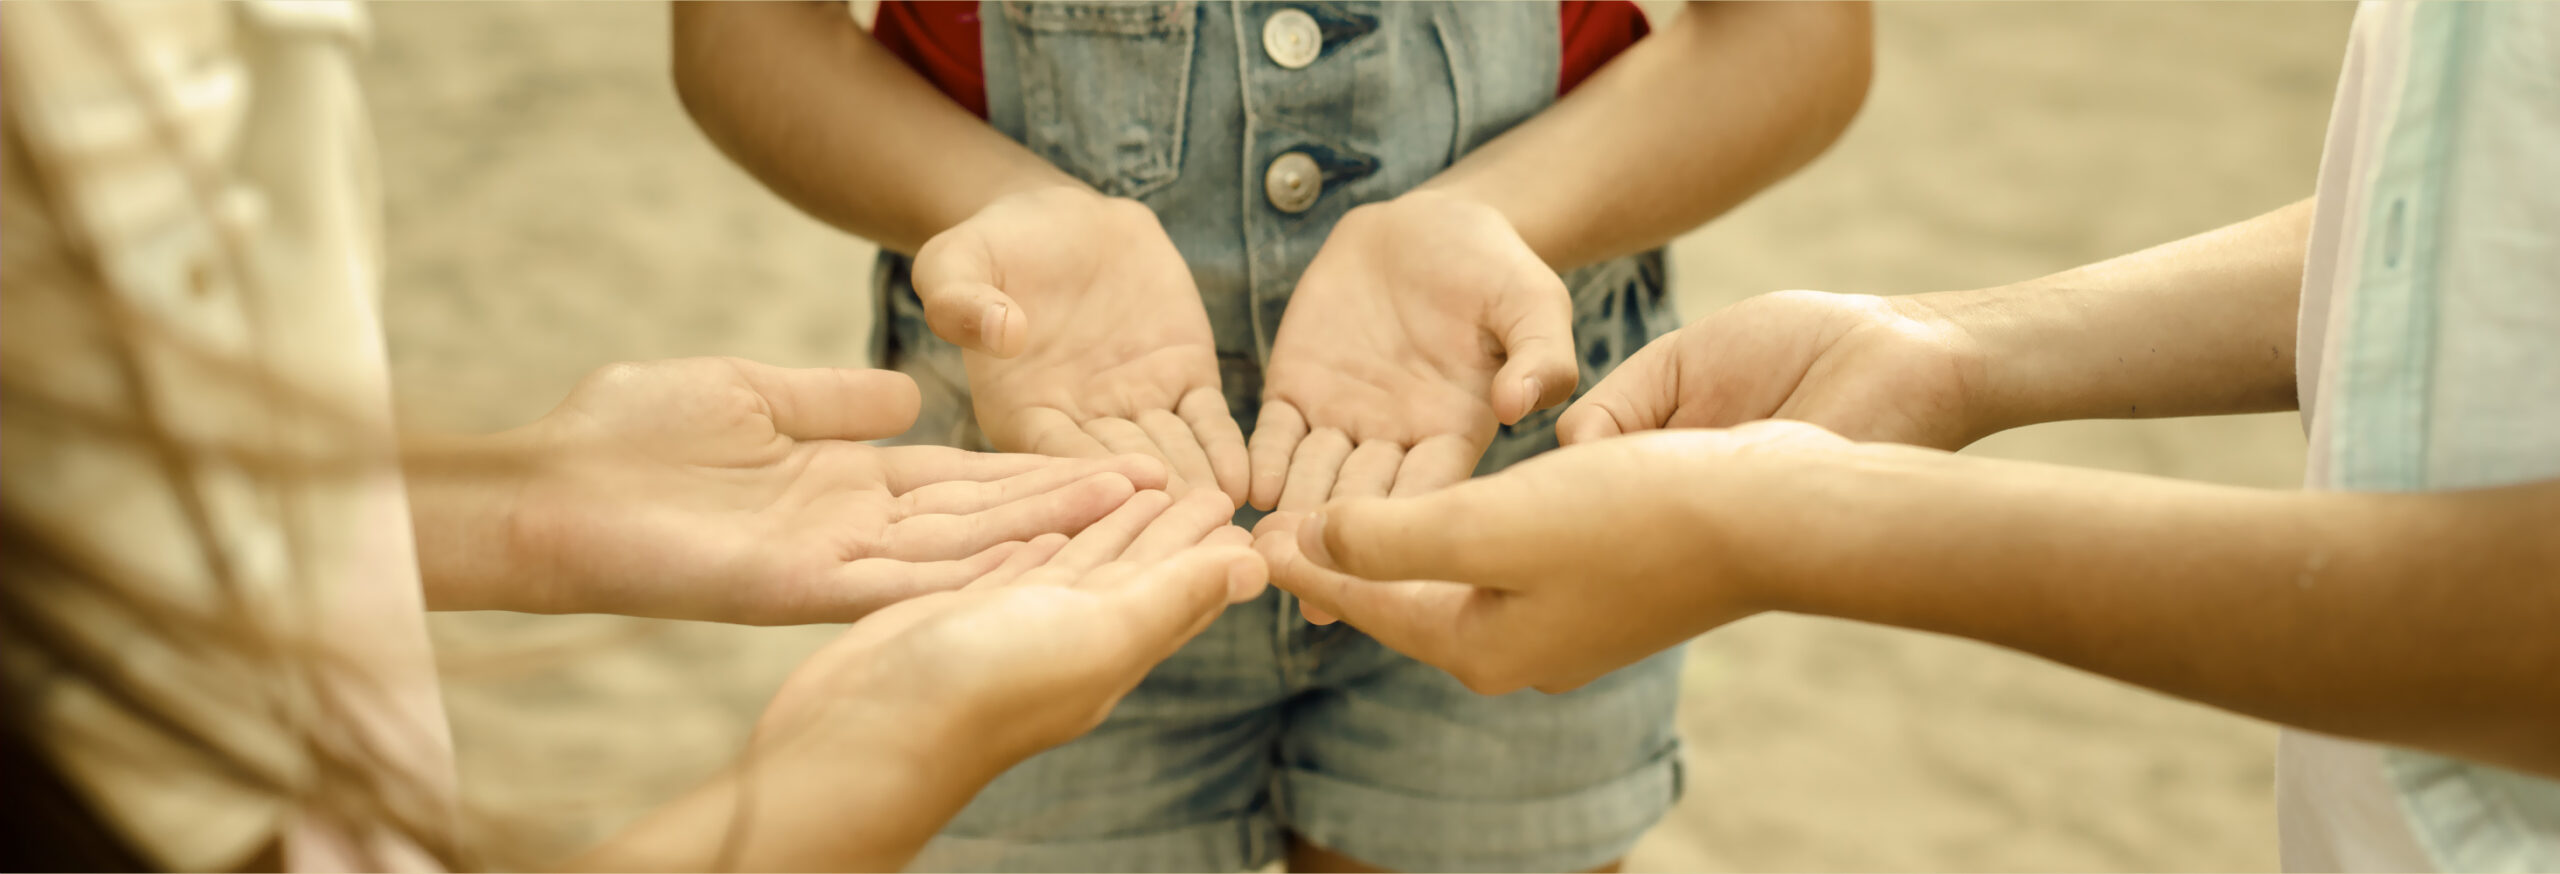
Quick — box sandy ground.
[366,2,2355,869]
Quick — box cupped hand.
[1255,421,1857,695]
[913,186,1248,505]
[497,356,1173,625]
[1248,191,1577,513]
[757,485,1265,770]
[1558,289,1985,450]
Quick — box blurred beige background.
[370,2,2354,869]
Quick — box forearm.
[1420,2,1872,270]
[669,1,1078,253]
[1922,198,2312,438]
[562,707,1001,872]
[1739,444,2560,775]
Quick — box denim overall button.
[1261,8,1322,69]
[1264,151,1321,213]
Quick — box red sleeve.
[871,1,989,119]
[1559,1,1650,96]
[877,1,1638,118]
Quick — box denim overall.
[874,4,1686,870]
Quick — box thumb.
[912,230,1028,357]
[730,360,921,442]
[1488,274,1579,425]
[1299,483,1536,590]
[1557,329,1681,446]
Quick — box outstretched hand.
[437,356,1174,625]
[914,186,1248,505]
[1248,192,1577,513]
[1559,289,1983,449]
[1256,422,1860,694]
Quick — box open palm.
[914,187,1247,506]
[1251,193,1578,511]
[502,357,1166,625]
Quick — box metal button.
[1262,8,1321,70]
[1264,151,1321,213]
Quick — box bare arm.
[1423,1,1875,270]
[1263,426,2560,779]
[1934,196,2314,434]
[1757,439,2560,777]
[668,1,1076,253]
[1560,198,2316,449]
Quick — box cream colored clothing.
[2284,2,2560,871]
[0,2,454,870]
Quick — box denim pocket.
[998,1,1197,199]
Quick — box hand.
[581,489,1260,872]
[1558,289,1984,450]
[432,357,1173,625]
[1256,421,1857,695]
[758,486,1265,771]
[1248,191,1577,512]
[913,186,1248,505]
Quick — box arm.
[1559,197,2314,448]
[1427,1,1874,271]
[672,2,1250,503]
[402,357,1167,625]
[1761,436,2560,778]
[567,494,1266,872]
[1244,3,1874,510]
[668,0,1071,253]
[560,708,999,872]
[1260,425,2560,779]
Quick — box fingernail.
[978,302,1007,351]
[1298,512,1337,570]
[1521,376,1544,409]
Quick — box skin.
[1257,199,2560,780]
[403,357,1268,868]
[405,356,1176,624]
[673,3,1873,867]
[569,488,1268,872]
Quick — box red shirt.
[873,2,1650,120]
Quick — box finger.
[1329,441,1405,501]
[880,471,1138,560]
[1120,488,1244,565]
[1045,488,1176,573]
[895,453,1167,515]
[1179,389,1252,508]
[1254,520,1476,666]
[1082,418,1177,486]
[1386,434,1480,499]
[1276,428,1354,512]
[1085,545,1267,657]
[1557,330,1683,446]
[1299,487,1536,590]
[726,360,923,442]
[962,532,1071,590]
[1136,409,1225,505]
[1014,408,1116,459]
[910,231,1026,357]
[1246,401,1309,511]
[880,446,1169,494]
[812,540,1028,622]
[1486,272,1579,424]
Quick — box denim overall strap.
[881,2,1673,462]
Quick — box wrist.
[1889,288,2020,444]
[403,427,547,613]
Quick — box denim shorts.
[909,592,1686,873]
[881,249,1687,872]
